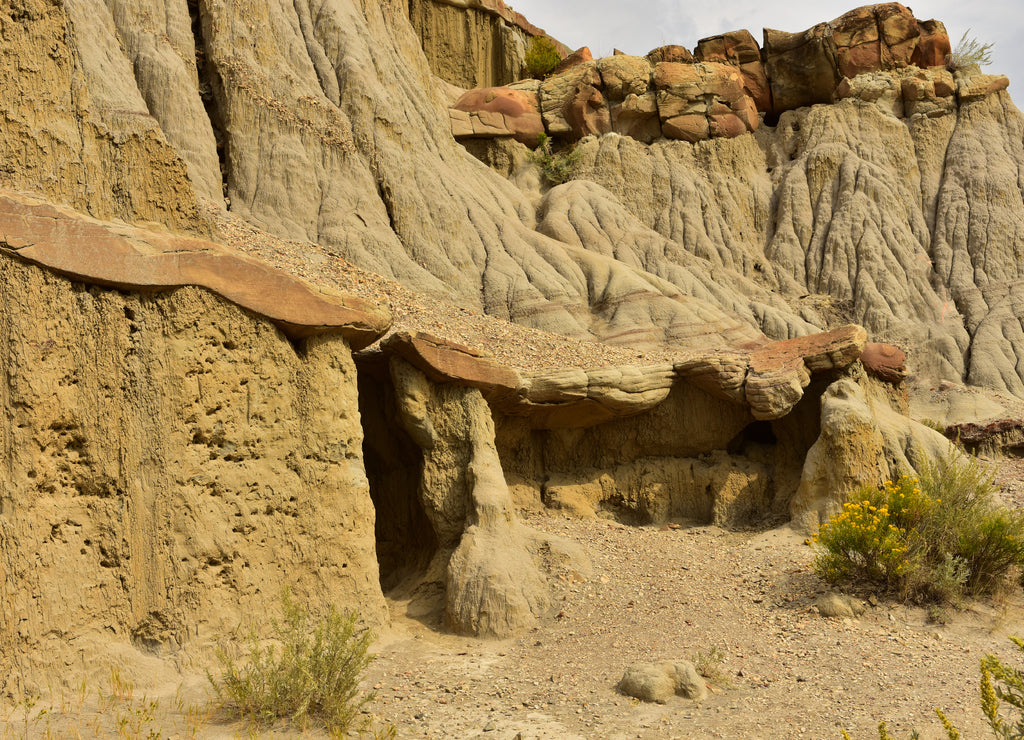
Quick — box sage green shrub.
[813,454,1024,603]
[524,35,561,79]
[529,133,580,186]
[946,30,994,71]
[209,590,379,734]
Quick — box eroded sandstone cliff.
[0,248,384,694]
[0,0,1010,699]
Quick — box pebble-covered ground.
[366,511,1023,740]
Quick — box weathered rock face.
[694,30,772,112]
[764,3,949,115]
[495,378,789,526]
[0,252,386,694]
[405,0,547,88]
[654,62,759,142]
[11,0,1015,401]
[388,358,589,637]
[0,0,210,234]
[451,86,545,146]
[791,371,954,532]
[1,0,1014,708]
[539,61,611,139]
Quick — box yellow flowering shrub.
[812,455,1024,603]
[813,492,910,588]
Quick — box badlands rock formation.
[0,227,387,687]
[0,0,1014,698]
[405,0,560,89]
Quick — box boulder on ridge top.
[654,61,759,142]
[765,3,951,115]
[539,61,611,138]
[451,86,545,146]
[694,29,772,112]
[646,45,694,65]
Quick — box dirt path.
[367,511,1023,740]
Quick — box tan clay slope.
[4,0,1024,398]
[0,0,813,354]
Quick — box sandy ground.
[365,509,1023,740]
[4,457,1023,740]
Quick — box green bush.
[529,132,580,186]
[946,30,994,72]
[812,454,1024,603]
[523,35,561,79]
[209,590,379,734]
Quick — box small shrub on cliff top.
[812,454,1024,603]
[529,132,580,186]
[946,30,994,72]
[209,589,379,734]
[523,35,561,79]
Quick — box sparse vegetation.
[529,133,580,186]
[919,418,947,434]
[0,671,212,739]
[946,30,994,72]
[209,589,381,735]
[812,454,1024,604]
[980,636,1024,738]
[841,636,1024,739]
[690,647,733,689]
[523,35,562,79]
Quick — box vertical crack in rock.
[191,0,229,201]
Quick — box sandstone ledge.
[381,330,521,401]
[0,191,391,348]
[379,326,869,428]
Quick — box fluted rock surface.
[405,0,554,89]
[10,0,1024,398]
[0,251,386,693]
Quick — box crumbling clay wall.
[0,253,385,695]
[493,377,825,527]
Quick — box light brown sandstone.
[0,251,386,695]
[791,372,954,532]
[389,359,590,637]
[406,0,545,88]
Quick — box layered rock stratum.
[0,0,1020,712]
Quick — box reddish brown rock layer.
[551,47,594,77]
[0,191,391,347]
[381,331,521,401]
[861,342,908,383]
[694,30,772,112]
[451,87,545,145]
[764,3,950,115]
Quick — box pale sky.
[507,1,1021,98]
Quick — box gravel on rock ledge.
[204,202,720,374]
